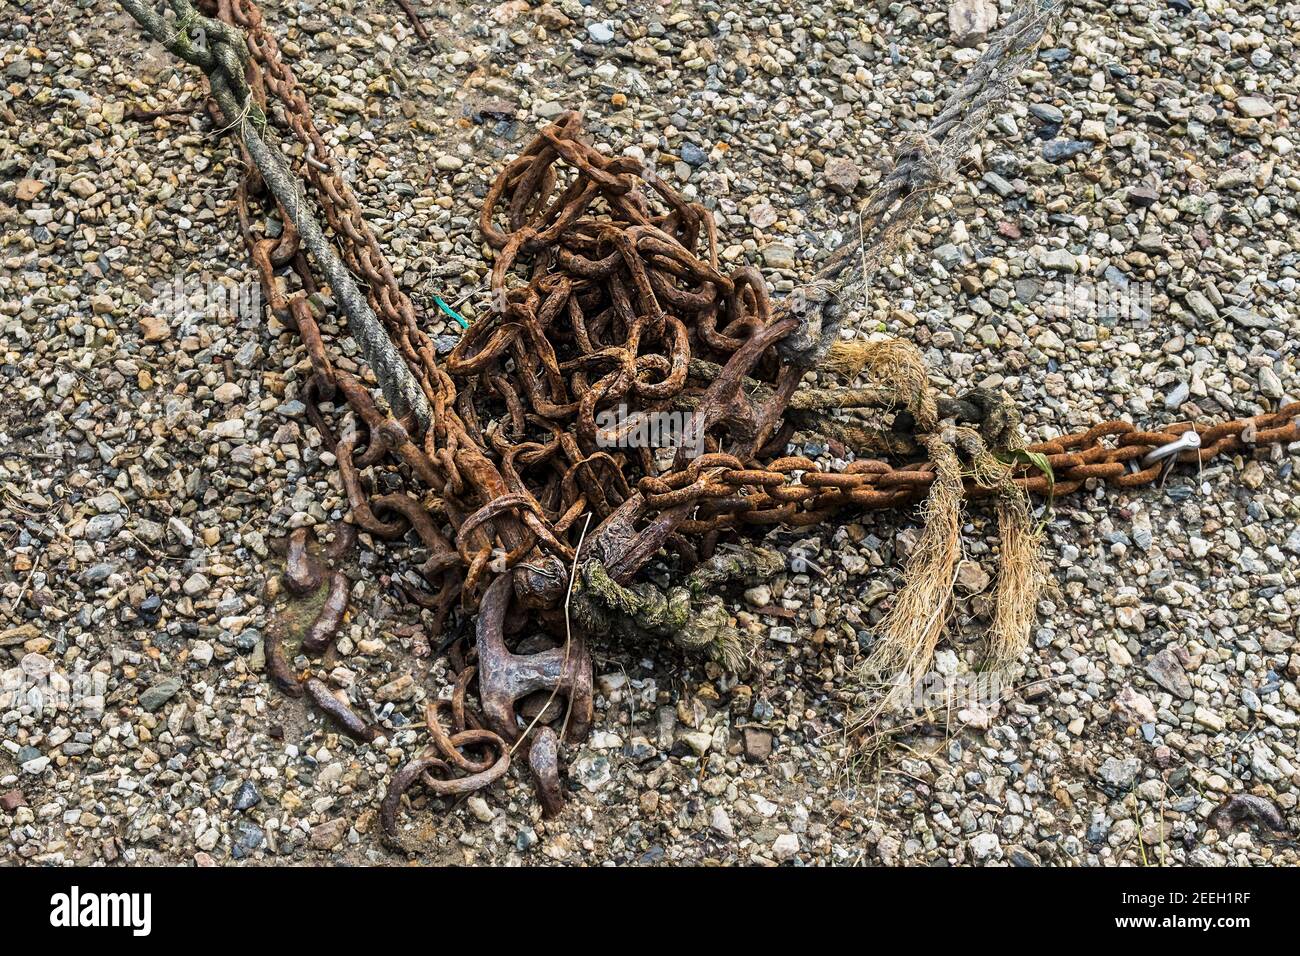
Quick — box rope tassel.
[855,433,965,720]
[852,426,1051,727]
[987,477,1051,669]
[965,440,1051,668]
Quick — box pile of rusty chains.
[166,0,1298,846]
[199,0,572,842]
[451,110,799,564]
[444,110,1300,536]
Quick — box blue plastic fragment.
[433,294,469,329]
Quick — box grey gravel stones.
[1,0,1297,871]
[232,781,262,811]
[1042,139,1093,163]
[1098,757,1142,790]
[1146,649,1193,700]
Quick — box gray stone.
[678,730,713,756]
[84,514,123,541]
[1184,290,1218,322]
[232,781,261,811]
[231,821,264,859]
[680,142,707,167]
[140,677,183,712]
[1042,139,1093,163]
[969,832,1001,860]
[982,171,1015,197]
[1098,756,1141,789]
[587,22,616,44]
[948,0,998,47]
[1259,367,1285,399]
[82,562,116,586]
[1146,649,1192,699]
[570,751,611,791]
[771,832,800,861]
[762,243,796,270]
[1236,97,1274,118]
[1127,184,1159,207]
[710,806,735,838]
[1039,249,1078,273]
[933,243,963,269]
[1029,103,1064,125]
[182,572,210,597]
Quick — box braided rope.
[811,0,1066,306]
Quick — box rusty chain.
[196,0,606,838]
[643,403,1300,534]
[448,109,1300,547]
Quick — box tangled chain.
[454,110,801,565]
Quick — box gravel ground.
[1,0,1298,867]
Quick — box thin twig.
[394,0,431,42]
[9,560,39,614]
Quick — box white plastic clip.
[304,142,329,171]
[1141,431,1200,468]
